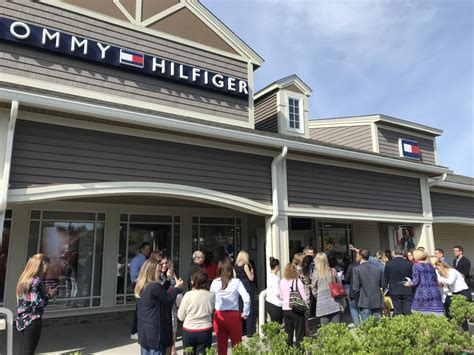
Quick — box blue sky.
[202,0,473,176]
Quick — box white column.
[4,205,29,312]
[247,60,255,127]
[101,205,121,308]
[276,215,290,267]
[418,177,435,254]
[180,212,193,289]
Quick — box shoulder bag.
[329,269,347,299]
[289,279,308,315]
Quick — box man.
[383,245,413,316]
[303,246,315,257]
[434,248,449,264]
[345,259,361,326]
[353,248,384,321]
[188,250,205,289]
[129,242,151,340]
[453,245,471,287]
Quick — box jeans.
[140,345,165,355]
[348,298,361,325]
[360,308,381,321]
[391,294,413,316]
[182,328,212,355]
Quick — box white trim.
[420,177,433,219]
[284,207,431,224]
[308,117,378,128]
[136,0,143,24]
[254,75,312,101]
[17,110,274,158]
[433,217,474,225]
[140,3,186,27]
[432,181,474,193]
[37,0,262,65]
[0,101,18,213]
[371,122,379,153]
[7,182,273,216]
[286,95,304,134]
[247,60,255,127]
[379,123,438,141]
[0,88,452,176]
[112,0,136,24]
[308,114,442,136]
[0,74,253,129]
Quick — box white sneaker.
[130,333,138,340]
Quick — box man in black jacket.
[383,245,413,316]
[353,248,384,321]
[453,245,471,288]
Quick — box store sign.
[0,17,249,98]
[399,138,421,160]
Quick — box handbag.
[329,270,347,299]
[289,280,308,315]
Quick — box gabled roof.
[254,75,313,101]
[39,0,264,66]
[309,114,443,136]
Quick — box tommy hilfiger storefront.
[0,0,473,320]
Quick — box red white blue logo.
[119,49,144,68]
[399,139,421,159]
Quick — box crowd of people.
[13,242,472,354]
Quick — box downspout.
[428,173,447,187]
[0,100,19,232]
[271,146,288,224]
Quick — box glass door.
[318,222,353,263]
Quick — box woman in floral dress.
[16,254,56,354]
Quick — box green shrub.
[450,295,474,325]
[301,322,359,354]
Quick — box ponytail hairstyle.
[16,254,50,298]
[269,257,280,270]
[216,258,234,290]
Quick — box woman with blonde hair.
[311,252,344,325]
[234,250,256,337]
[405,249,444,316]
[435,261,471,317]
[135,259,183,355]
[279,262,308,347]
[16,253,56,354]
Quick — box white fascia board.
[433,181,474,193]
[308,116,378,127]
[433,217,474,225]
[0,88,452,176]
[255,75,312,101]
[376,115,443,136]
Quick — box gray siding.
[9,120,272,203]
[287,160,423,214]
[431,192,474,219]
[378,127,436,164]
[434,224,474,274]
[309,125,373,151]
[0,1,249,122]
[254,93,278,133]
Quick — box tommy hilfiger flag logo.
[119,49,144,68]
[400,139,421,159]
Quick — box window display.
[0,210,11,305]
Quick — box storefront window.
[27,211,105,310]
[192,217,241,262]
[318,222,353,263]
[0,210,12,305]
[116,214,180,305]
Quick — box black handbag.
[289,279,308,315]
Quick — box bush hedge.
[185,314,474,354]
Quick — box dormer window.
[288,96,303,133]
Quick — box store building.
[0,0,472,320]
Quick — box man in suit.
[383,245,413,316]
[353,248,384,321]
[453,245,471,288]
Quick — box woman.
[280,263,308,347]
[435,261,472,316]
[311,252,344,325]
[406,249,444,316]
[234,250,256,337]
[160,255,180,355]
[406,249,416,264]
[178,268,214,355]
[301,255,314,334]
[265,257,283,324]
[210,258,250,355]
[135,259,183,355]
[16,254,56,355]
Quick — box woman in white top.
[178,268,215,355]
[210,258,250,355]
[435,261,472,317]
[266,257,283,324]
